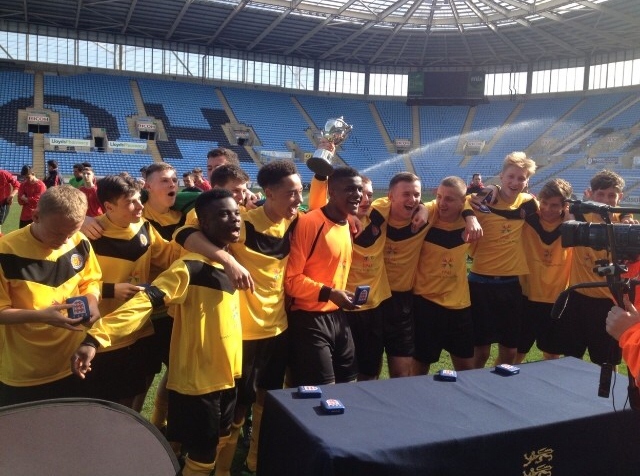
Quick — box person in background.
[139,166,148,187]
[0,168,20,236]
[17,165,46,228]
[79,166,104,217]
[466,173,484,195]
[207,148,240,176]
[68,163,85,188]
[192,167,212,191]
[182,172,201,192]
[43,160,62,188]
[206,147,262,209]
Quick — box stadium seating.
[0,71,34,173]
[2,70,640,192]
[44,73,137,141]
[138,79,252,168]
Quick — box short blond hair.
[502,151,536,177]
[37,185,87,223]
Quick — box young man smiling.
[285,166,363,387]
[413,176,479,375]
[74,189,243,476]
[81,174,177,410]
[467,151,538,368]
[517,178,573,363]
[175,159,305,475]
[554,169,627,367]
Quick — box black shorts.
[413,296,474,364]
[288,309,357,386]
[547,291,621,365]
[236,331,289,406]
[345,302,385,377]
[0,374,86,407]
[167,386,237,460]
[83,339,152,401]
[468,274,523,348]
[151,314,173,367]
[383,292,415,357]
[517,299,556,355]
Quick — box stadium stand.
[3,69,640,195]
[0,71,33,172]
[138,79,252,173]
[44,73,137,141]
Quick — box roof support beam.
[206,0,250,45]
[121,0,137,34]
[283,0,359,55]
[246,0,304,50]
[165,0,193,40]
[369,0,423,63]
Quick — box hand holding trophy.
[306,117,353,176]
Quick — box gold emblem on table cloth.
[522,447,553,476]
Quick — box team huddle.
[0,148,631,476]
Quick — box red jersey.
[0,170,20,203]
[80,185,104,217]
[18,179,46,221]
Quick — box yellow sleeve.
[90,260,192,348]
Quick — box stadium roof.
[1,0,639,68]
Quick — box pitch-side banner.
[108,141,148,150]
[48,138,91,147]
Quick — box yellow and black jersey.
[230,207,298,340]
[372,197,428,293]
[90,215,178,350]
[0,227,101,386]
[285,208,352,313]
[413,212,471,309]
[467,193,538,276]
[142,205,185,242]
[570,211,623,300]
[520,213,572,303]
[347,207,390,310]
[90,252,241,395]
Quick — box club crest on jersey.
[371,225,380,236]
[139,234,148,247]
[70,253,84,270]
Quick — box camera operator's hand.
[620,214,638,224]
[607,295,640,340]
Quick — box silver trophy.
[307,117,353,176]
